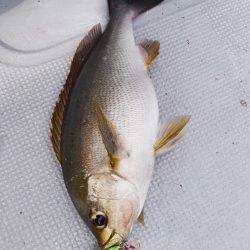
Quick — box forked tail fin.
[108,0,164,17]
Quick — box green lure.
[105,245,121,250]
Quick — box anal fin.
[139,39,160,73]
[51,24,102,163]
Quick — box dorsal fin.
[51,24,102,162]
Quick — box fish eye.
[90,211,108,229]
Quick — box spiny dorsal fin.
[154,116,190,155]
[139,39,160,73]
[93,98,129,170]
[51,24,102,162]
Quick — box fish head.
[86,173,140,249]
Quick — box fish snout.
[100,229,123,249]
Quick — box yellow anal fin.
[51,24,102,163]
[139,39,160,73]
[154,116,190,155]
[93,98,128,171]
[137,209,145,226]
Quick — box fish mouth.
[102,230,123,249]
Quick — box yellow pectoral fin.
[93,98,128,170]
[154,116,190,155]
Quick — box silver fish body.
[62,10,158,214]
[51,0,189,248]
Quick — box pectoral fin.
[154,116,190,155]
[93,98,128,170]
[139,39,160,73]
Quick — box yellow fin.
[93,98,128,170]
[139,39,160,73]
[137,209,145,226]
[51,24,102,162]
[154,116,190,155]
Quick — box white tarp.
[0,0,250,249]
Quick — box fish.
[51,0,190,249]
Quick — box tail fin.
[108,0,164,17]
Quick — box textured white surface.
[0,0,108,66]
[0,0,250,249]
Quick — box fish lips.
[101,230,123,250]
